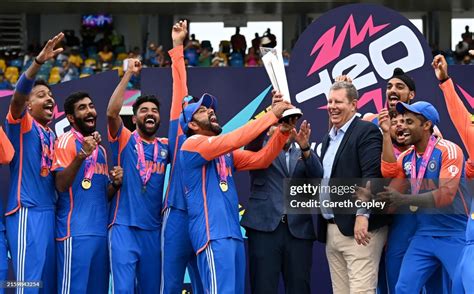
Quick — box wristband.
[300,145,311,152]
[15,73,35,95]
[439,76,450,84]
[34,57,45,65]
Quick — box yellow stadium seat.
[48,73,61,84]
[0,59,6,73]
[79,73,90,78]
[116,53,128,61]
[50,67,61,76]
[84,58,97,67]
[5,66,19,83]
[112,66,124,77]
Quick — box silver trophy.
[260,47,303,122]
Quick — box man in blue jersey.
[107,58,169,292]
[179,93,294,293]
[160,20,203,294]
[5,32,64,293]
[53,92,123,293]
[380,101,469,293]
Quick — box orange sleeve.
[108,124,132,155]
[0,126,14,164]
[383,153,409,193]
[466,159,474,179]
[51,134,76,171]
[381,154,406,178]
[440,78,474,159]
[7,109,32,133]
[181,111,279,161]
[233,127,289,171]
[432,143,463,207]
[169,45,188,120]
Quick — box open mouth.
[145,117,156,127]
[84,116,95,127]
[396,129,405,141]
[388,95,400,106]
[209,115,217,123]
[43,103,54,116]
[329,111,341,119]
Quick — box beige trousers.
[326,224,388,294]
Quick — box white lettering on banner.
[55,117,69,137]
[296,25,425,104]
[369,25,425,79]
[331,53,377,90]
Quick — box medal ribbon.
[218,155,227,184]
[33,120,54,174]
[133,131,158,187]
[71,128,98,181]
[410,136,437,195]
[393,146,402,159]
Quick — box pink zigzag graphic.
[53,105,65,119]
[456,84,474,109]
[307,15,389,77]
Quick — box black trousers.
[247,222,314,294]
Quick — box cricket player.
[432,54,474,293]
[107,58,169,292]
[179,93,294,293]
[0,126,14,292]
[380,101,469,293]
[5,32,64,293]
[160,20,203,294]
[52,92,123,293]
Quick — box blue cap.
[179,93,218,134]
[396,101,439,126]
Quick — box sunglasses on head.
[181,95,199,125]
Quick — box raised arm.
[181,100,293,166]
[433,54,474,160]
[10,32,64,120]
[170,20,188,122]
[168,20,189,161]
[107,58,142,138]
[378,109,398,169]
[233,124,291,171]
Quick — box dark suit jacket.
[316,116,389,243]
[241,142,323,240]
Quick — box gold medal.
[219,181,228,192]
[81,179,92,190]
[40,167,49,177]
[409,205,418,212]
[471,213,474,220]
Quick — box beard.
[136,119,160,137]
[195,117,222,135]
[75,117,96,135]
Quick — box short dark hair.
[33,79,52,92]
[64,91,91,115]
[132,95,160,115]
[389,109,400,119]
